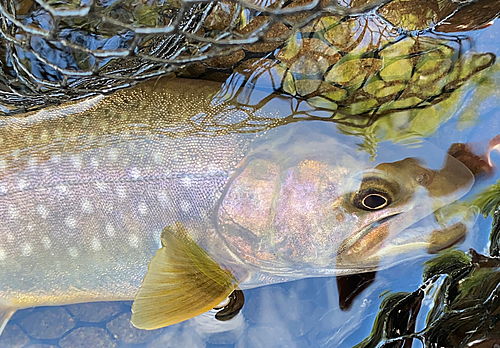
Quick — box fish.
[0,77,477,333]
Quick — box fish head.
[216,130,475,278]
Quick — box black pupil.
[362,194,387,209]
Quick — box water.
[2,7,500,348]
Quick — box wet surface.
[1,0,500,347]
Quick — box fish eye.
[353,189,391,211]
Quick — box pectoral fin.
[427,204,479,254]
[131,222,237,330]
[0,305,15,336]
[336,271,376,311]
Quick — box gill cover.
[216,124,475,275]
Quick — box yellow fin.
[131,222,237,330]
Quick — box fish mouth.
[336,212,403,266]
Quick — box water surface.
[2,5,500,348]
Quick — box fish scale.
[0,134,252,300]
[0,79,255,309]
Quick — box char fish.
[0,77,475,332]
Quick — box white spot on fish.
[206,164,220,175]
[41,236,51,249]
[91,237,102,251]
[37,205,48,219]
[68,247,78,258]
[138,202,148,216]
[8,205,18,219]
[0,248,5,261]
[71,154,82,169]
[103,202,114,213]
[116,185,127,198]
[157,191,170,206]
[51,154,60,164]
[181,177,193,187]
[107,148,119,162]
[0,184,7,194]
[153,152,163,164]
[17,179,28,191]
[53,129,62,138]
[0,159,6,171]
[24,132,33,142]
[95,181,107,192]
[130,167,142,180]
[81,199,94,213]
[181,201,191,212]
[91,157,99,167]
[40,130,49,142]
[12,149,20,159]
[21,243,32,256]
[57,184,68,194]
[27,157,37,168]
[65,216,78,229]
[106,224,115,237]
[128,235,139,248]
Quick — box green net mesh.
[0,0,496,117]
[0,0,382,111]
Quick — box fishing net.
[0,0,497,117]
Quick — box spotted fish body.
[0,77,475,331]
[0,78,256,305]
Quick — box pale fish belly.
[0,133,249,308]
